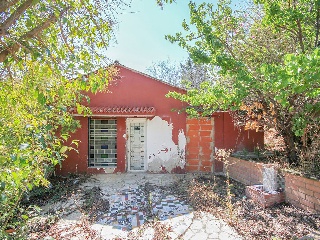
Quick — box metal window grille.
[89,119,117,167]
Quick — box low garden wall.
[226,157,320,212]
[285,173,320,213]
[226,157,264,185]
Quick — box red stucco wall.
[56,65,264,175]
[87,66,186,144]
[214,112,264,172]
[55,65,187,175]
[214,112,263,151]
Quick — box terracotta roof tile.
[91,106,155,114]
[70,106,156,116]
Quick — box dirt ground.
[189,175,320,239]
[23,173,320,240]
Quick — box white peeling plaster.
[97,167,115,174]
[178,130,186,160]
[146,116,186,172]
[104,168,116,174]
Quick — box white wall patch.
[146,116,186,172]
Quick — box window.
[89,119,117,167]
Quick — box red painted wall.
[56,65,187,175]
[213,112,264,172]
[185,112,264,173]
[214,112,264,151]
[56,65,264,175]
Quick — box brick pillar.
[186,118,214,172]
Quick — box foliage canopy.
[0,0,122,234]
[166,0,320,166]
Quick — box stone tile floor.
[42,173,242,239]
[97,185,192,231]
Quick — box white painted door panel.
[127,119,146,171]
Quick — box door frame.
[126,118,147,172]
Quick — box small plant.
[242,148,248,158]
[254,146,261,159]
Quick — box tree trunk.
[282,128,299,165]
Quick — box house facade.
[56,64,264,175]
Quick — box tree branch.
[296,19,305,53]
[0,13,58,63]
[276,24,299,37]
[292,0,305,52]
[58,18,74,54]
[315,4,320,47]
[81,1,110,51]
[0,0,37,37]
[0,0,19,13]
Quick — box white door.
[127,118,147,171]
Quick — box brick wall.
[226,157,320,213]
[245,185,285,208]
[186,118,214,172]
[285,173,320,213]
[227,157,264,185]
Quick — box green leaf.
[12,172,18,182]
[0,182,5,191]
[60,146,68,153]
[37,92,46,105]
[27,183,33,190]
[76,103,83,114]
[1,193,7,202]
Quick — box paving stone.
[174,224,188,235]
[219,230,242,240]
[220,221,237,234]
[183,229,197,240]
[97,181,193,231]
[208,231,220,239]
[206,219,221,234]
[168,231,179,239]
[190,219,203,230]
[190,231,209,240]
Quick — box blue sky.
[106,0,200,73]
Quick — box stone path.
[97,185,192,231]
[42,173,242,239]
[93,211,242,240]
